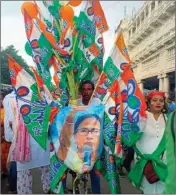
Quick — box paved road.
[1,168,141,194]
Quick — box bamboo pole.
[53,17,62,37]
[88,71,104,105]
[52,49,65,65]
[71,33,79,60]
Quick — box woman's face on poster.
[74,117,100,154]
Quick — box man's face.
[74,117,100,153]
[81,83,94,102]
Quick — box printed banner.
[50,104,104,174]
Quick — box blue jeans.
[8,161,17,191]
[63,168,101,194]
[90,168,101,194]
[62,175,67,189]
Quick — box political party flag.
[23,9,53,90]
[31,67,54,104]
[94,32,147,158]
[33,1,60,43]
[164,111,176,194]
[92,0,109,34]
[75,0,108,48]
[114,33,146,148]
[24,9,53,66]
[42,0,61,22]
[32,67,59,126]
[36,17,70,57]
[42,0,73,56]
[8,55,51,150]
[94,144,121,194]
[73,0,107,85]
[95,28,105,65]
[73,33,102,85]
[50,142,67,193]
[59,20,75,54]
[89,32,147,193]
[50,56,62,88]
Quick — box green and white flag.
[8,56,52,150]
[24,9,53,90]
[164,111,176,194]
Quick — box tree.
[1,45,34,84]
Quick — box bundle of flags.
[94,32,147,156]
[92,32,147,193]
[22,0,108,102]
[7,0,147,193]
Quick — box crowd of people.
[1,82,175,194]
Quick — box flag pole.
[88,71,104,105]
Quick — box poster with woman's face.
[50,104,104,174]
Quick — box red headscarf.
[147,91,165,100]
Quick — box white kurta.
[77,97,101,106]
[6,94,50,171]
[17,136,50,171]
[135,111,167,194]
[2,92,16,142]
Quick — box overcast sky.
[1,1,144,65]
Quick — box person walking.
[128,91,168,194]
[3,90,17,194]
[1,92,11,178]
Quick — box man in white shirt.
[63,80,102,193]
[78,80,101,193]
[77,80,101,107]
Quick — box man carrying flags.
[63,80,102,194]
[78,80,101,193]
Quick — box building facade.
[116,1,175,98]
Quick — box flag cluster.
[7,0,147,193]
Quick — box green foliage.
[1,45,34,84]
